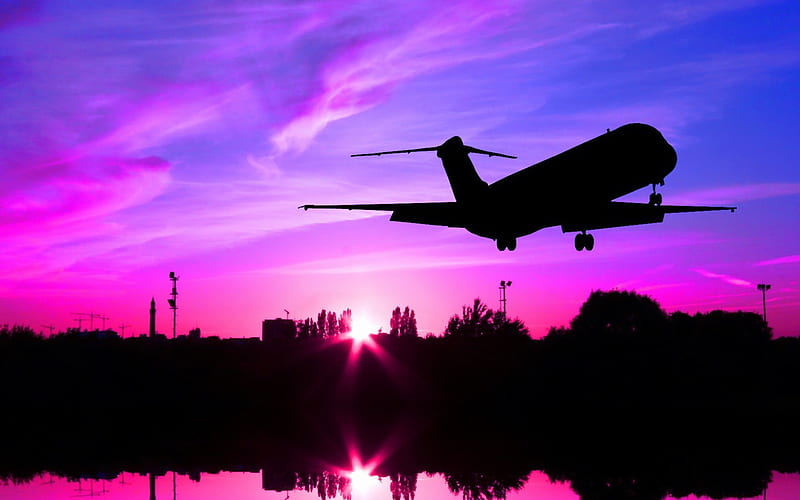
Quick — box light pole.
[168,271,179,338]
[499,280,512,317]
[757,283,771,324]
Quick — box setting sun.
[349,316,378,342]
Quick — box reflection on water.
[1,469,795,500]
[0,419,795,500]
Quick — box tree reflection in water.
[390,472,417,500]
[295,472,352,500]
[444,471,528,500]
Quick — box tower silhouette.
[149,298,156,338]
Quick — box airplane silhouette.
[300,123,735,251]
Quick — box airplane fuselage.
[460,124,677,240]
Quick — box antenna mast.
[168,272,179,339]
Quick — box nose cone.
[662,142,677,177]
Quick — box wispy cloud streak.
[694,269,754,288]
[756,255,800,267]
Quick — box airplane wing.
[299,202,467,228]
[561,202,736,232]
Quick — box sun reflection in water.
[347,466,382,497]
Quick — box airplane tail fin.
[351,136,515,204]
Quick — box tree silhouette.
[0,324,39,340]
[570,290,668,337]
[326,311,339,337]
[670,310,771,346]
[317,310,327,338]
[407,309,418,337]
[390,473,417,500]
[444,299,527,338]
[339,308,353,335]
[390,307,402,336]
[490,310,529,337]
[445,299,493,338]
[445,471,527,500]
[394,306,418,337]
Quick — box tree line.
[1,289,793,423]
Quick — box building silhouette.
[149,298,156,338]
[262,470,296,492]
[262,319,295,341]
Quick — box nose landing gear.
[574,231,595,251]
[649,181,664,206]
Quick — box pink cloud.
[268,1,518,156]
[694,268,754,288]
[756,255,800,267]
[0,155,170,230]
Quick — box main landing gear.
[496,237,517,251]
[574,231,595,251]
[649,180,664,206]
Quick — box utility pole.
[168,272,179,339]
[41,324,56,336]
[118,324,131,338]
[757,283,771,324]
[499,280,512,318]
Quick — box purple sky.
[0,0,798,337]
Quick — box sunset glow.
[0,1,797,337]
[349,316,377,343]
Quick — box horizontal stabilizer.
[351,146,439,157]
[351,137,516,159]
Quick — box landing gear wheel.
[585,233,595,251]
[574,233,585,251]
[649,184,663,206]
[575,233,594,251]
[496,239,507,251]
[507,238,517,251]
[649,192,663,206]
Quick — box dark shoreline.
[3,326,800,499]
